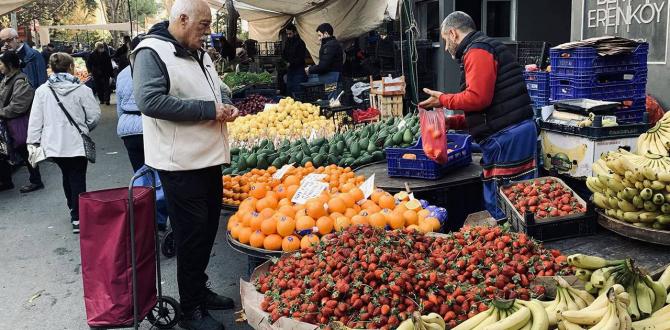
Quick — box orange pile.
[226,166,442,252]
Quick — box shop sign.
[583,0,668,63]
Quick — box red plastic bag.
[646,94,665,125]
[419,107,449,164]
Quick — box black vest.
[455,31,533,142]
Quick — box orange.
[300,234,320,250]
[275,185,287,199]
[261,217,278,235]
[351,214,369,226]
[418,209,431,220]
[306,200,327,219]
[418,221,433,234]
[340,183,355,193]
[239,197,257,212]
[406,199,423,211]
[238,227,252,244]
[349,187,365,202]
[278,205,296,218]
[227,216,239,230]
[286,185,299,200]
[282,235,301,252]
[249,212,264,231]
[249,183,267,199]
[394,203,409,215]
[327,197,347,214]
[249,230,266,248]
[403,210,419,226]
[406,224,421,232]
[370,189,385,204]
[369,213,387,229]
[316,216,334,235]
[340,193,356,208]
[259,208,275,219]
[329,212,344,220]
[334,216,351,231]
[256,196,278,212]
[263,234,283,251]
[230,222,242,239]
[304,161,314,168]
[363,202,382,214]
[423,217,441,231]
[265,191,279,202]
[295,216,316,232]
[379,194,396,209]
[344,208,358,218]
[284,175,300,186]
[387,212,405,229]
[276,215,296,237]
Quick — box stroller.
[79,168,180,329]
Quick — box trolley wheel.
[161,230,176,258]
[146,296,181,329]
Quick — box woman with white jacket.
[27,53,101,233]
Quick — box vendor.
[305,23,343,85]
[419,11,537,220]
[282,23,308,97]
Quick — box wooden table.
[354,156,485,230]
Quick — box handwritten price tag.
[397,119,407,130]
[272,163,295,180]
[302,173,328,183]
[359,173,376,199]
[291,181,329,205]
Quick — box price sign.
[291,180,329,205]
[309,128,318,141]
[397,119,407,130]
[302,173,327,183]
[359,173,376,199]
[272,163,295,180]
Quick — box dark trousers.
[122,135,145,173]
[93,75,111,103]
[0,145,42,185]
[158,166,223,313]
[53,157,88,221]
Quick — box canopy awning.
[0,0,35,16]
[38,22,133,46]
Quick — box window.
[482,0,516,40]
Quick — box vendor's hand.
[419,88,444,109]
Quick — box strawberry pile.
[502,178,587,220]
[255,225,571,329]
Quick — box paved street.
[0,98,253,330]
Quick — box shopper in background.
[41,43,56,68]
[305,23,343,85]
[27,53,101,234]
[419,11,536,220]
[0,51,42,192]
[87,42,113,105]
[0,28,48,89]
[114,35,131,73]
[131,0,238,328]
[116,36,144,172]
[282,23,307,97]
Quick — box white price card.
[359,173,376,199]
[272,163,295,180]
[302,173,328,183]
[291,181,329,205]
[397,119,407,130]
[309,128,318,141]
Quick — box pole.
[127,0,134,36]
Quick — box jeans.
[286,68,307,98]
[158,165,223,313]
[122,135,145,173]
[52,157,88,221]
[480,119,538,220]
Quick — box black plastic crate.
[298,82,326,103]
[517,41,552,68]
[538,119,649,139]
[244,88,277,98]
[497,176,597,241]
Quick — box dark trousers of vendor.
[481,119,538,220]
[93,75,111,104]
[53,156,88,221]
[285,68,307,98]
[158,165,222,313]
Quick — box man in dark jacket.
[41,43,55,67]
[114,35,131,73]
[305,23,343,85]
[282,23,307,96]
[0,28,47,89]
[87,41,114,105]
[419,11,536,220]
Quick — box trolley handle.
[128,166,157,191]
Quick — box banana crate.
[498,176,598,241]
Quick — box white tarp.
[39,22,132,46]
[0,0,34,16]
[207,0,400,62]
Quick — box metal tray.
[226,232,283,259]
[597,210,670,246]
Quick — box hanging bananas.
[636,114,670,157]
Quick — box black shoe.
[178,307,224,330]
[105,102,110,105]
[205,288,235,310]
[20,183,44,193]
[0,183,14,191]
[72,220,80,234]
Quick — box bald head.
[168,0,212,50]
[0,28,20,51]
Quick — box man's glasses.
[2,38,15,44]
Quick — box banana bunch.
[660,265,670,304]
[636,112,670,157]
[452,298,548,330]
[556,285,631,330]
[395,312,445,330]
[542,276,597,327]
[568,254,668,321]
[587,150,670,230]
[632,304,670,329]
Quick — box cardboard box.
[540,130,637,178]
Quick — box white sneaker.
[72,220,80,234]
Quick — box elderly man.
[419,11,536,220]
[0,28,47,89]
[131,0,238,329]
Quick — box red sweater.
[438,48,498,130]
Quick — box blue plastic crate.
[530,95,550,109]
[550,43,648,75]
[386,134,473,179]
[524,71,550,92]
[550,71,647,101]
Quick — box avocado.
[246,154,257,168]
[301,157,313,167]
[230,147,240,155]
[313,154,326,167]
[367,140,377,153]
[372,151,384,161]
[403,128,413,144]
[337,141,346,154]
[392,131,403,144]
[359,155,374,165]
[237,157,247,171]
[359,138,369,151]
[351,143,360,158]
[256,155,269,169]
[222,167,234,175]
